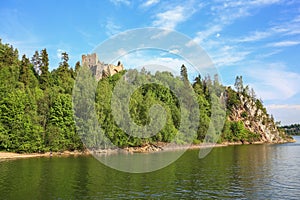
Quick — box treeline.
[0,40,272,153]
[91,69,263,148]
[281,124,300,135]
[0,39,82,152]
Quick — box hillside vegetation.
[0,40,293,153]
[281,124,300,135]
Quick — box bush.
[192,139,201,145]
[241,111,248,118]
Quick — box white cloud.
[141,0,159,7]
[192,0,284,43]
[169,48,179,54]
[271,15,300,36]
[241,0,281,6]
[105,20,121,36]
[116,50,193,76]
[293,15,300,22]
[237,31,273,42]
[109,0,130,6]
[217,0,282,9]
[56,49,64,59]
[0,9,42,58]
[268,40,300,47]
[150,29,172,40]
[266,104,300,125]
[191,25,222,44]
[189,38,251,67]
[257,49,282,58]
[212,48,250,67]
[116,48,127,57]
[267,104,300,109]
[234,14,300,45]
[152,5,195,29]
[247,63,300,101]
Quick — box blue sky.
[0,0,299,125]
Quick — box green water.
[1,137,300,199]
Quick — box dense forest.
[0,39,290,153]
[281,124,300,135]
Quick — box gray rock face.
[230,94,290,143]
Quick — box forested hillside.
[0,40,82,152]
[281,124,300,135]
[0,40,293,153]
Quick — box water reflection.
[0,137,300,199]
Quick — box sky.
[0,0,299,125]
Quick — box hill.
[0,39,294,153]
[281,124,300,135]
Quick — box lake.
[1,136,300,199]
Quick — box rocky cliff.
[229,93,294,143]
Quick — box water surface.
[1,137,300,199]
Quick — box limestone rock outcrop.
[229,94,293,143]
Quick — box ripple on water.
[1,140,300,199]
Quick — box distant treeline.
[281,124,300,135]
[0,39,277,153]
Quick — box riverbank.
[0,138,296,160]
[0,150,90,160]
[121,138,296,153]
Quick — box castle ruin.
[81,53,124,80]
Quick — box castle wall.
[81,53,123,80]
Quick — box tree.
[46,93,79,150]
[193,75,203,95]
[31,50,41,75]
[19,55,31,86]
[180,64,188,82]
[74,61,81,78]
[250,88,256,100]
[0,90,43,152]
[60,52,69,70]
[52,52,74,94]
[213,74,219,86]
[0,40,290,152]
[234,75,243,93]
[40,48,50,89]
[243,85,250,96]
[203,75,212,98]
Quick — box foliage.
[234,75,243,93]
[225,86,240,112]
[0,40,82,152]
[222,120,260,143]
[281,124,300,135]
[0,40,284,153]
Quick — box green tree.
[234,75,243,93]
[19,55,31,87]
[180,64,188,82]
[40,48,50,90]
[31,50,41,75]
[0,90,43,152]
[193,75,203,95]
[52,52,74,94]
[46,93,80,151]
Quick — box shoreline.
[0,150,90,160]
[0,139,296,160]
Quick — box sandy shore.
[0,152,47,159]
[0,139,295,160]
[0,151,90,160]
[0,144,223,159]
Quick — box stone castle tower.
[81,53,124,80]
